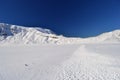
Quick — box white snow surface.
[0,43,120,80]
[0,23,120,80]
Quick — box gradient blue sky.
[0,0,120,37]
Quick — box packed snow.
[0,23,120,80]
[0,44,120,80]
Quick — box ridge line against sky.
[0,0,120,37]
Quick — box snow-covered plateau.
[0,23,120,80]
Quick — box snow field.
[0,44,120,80]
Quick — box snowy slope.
[0,23,59,44]
[86,30,120,42]
[0,44,120,80]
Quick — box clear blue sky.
[0,0,120,37]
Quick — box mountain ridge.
[0,23,120,44]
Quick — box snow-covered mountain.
[93,30,120,42]
[0,23,120,44]
[0,23,60,44]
